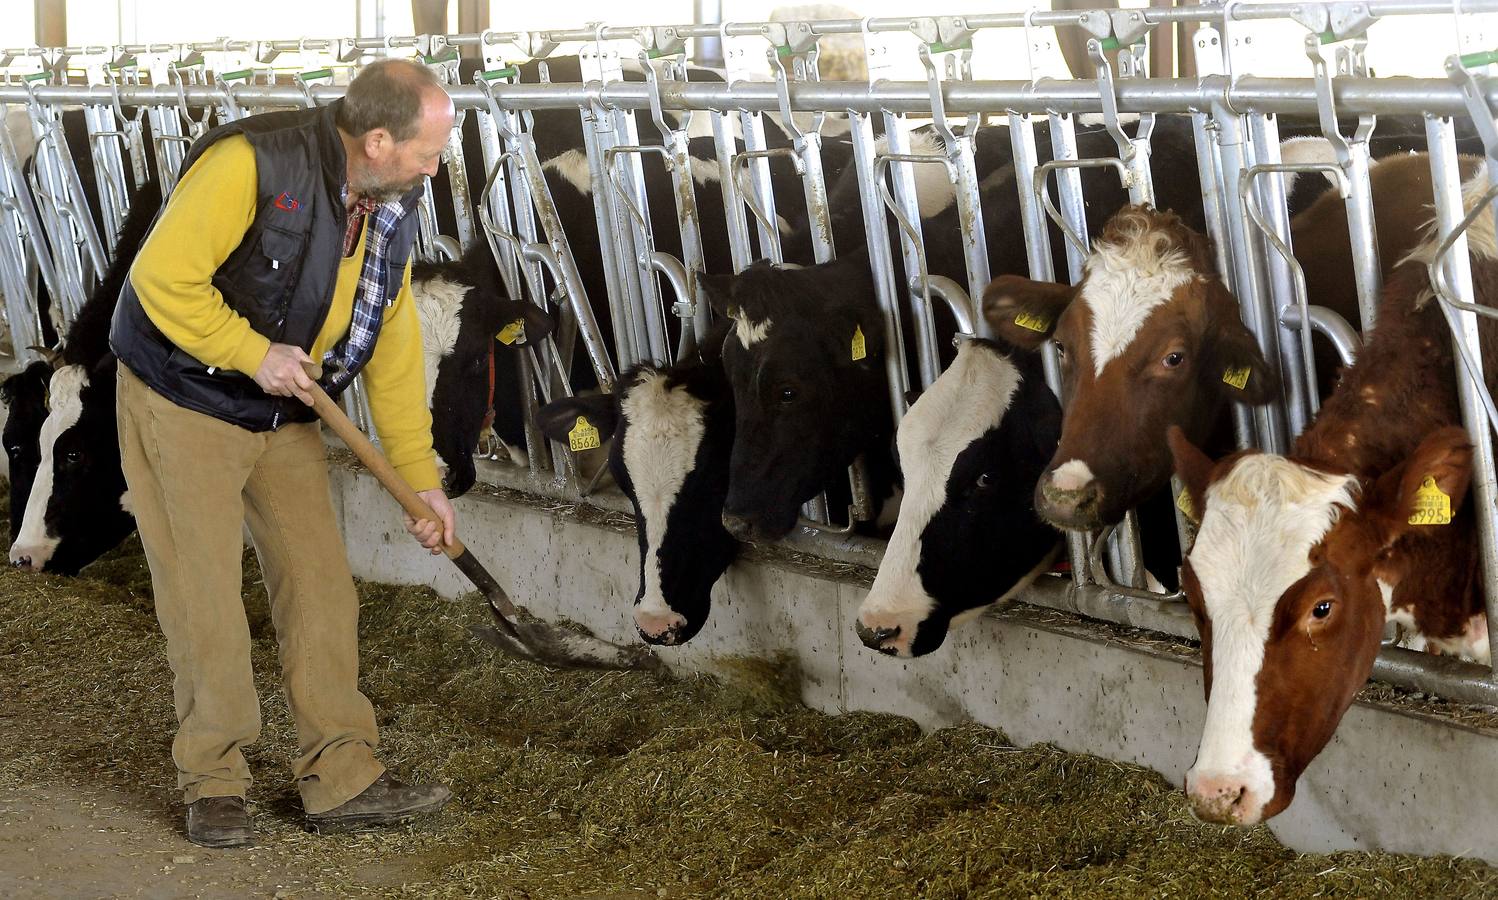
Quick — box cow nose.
[854,620,901,655]
[634,607,689,646]
[721,511,756,542]
[1186,772,1258,826]
[1036,466,1104,530]
[11,554,31,571]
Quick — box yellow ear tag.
[496,318,526,346]
[1175,488,1198,524]
[851,325,868,362]
[1222,366,1251,390]
[1014,311,1053,333]
[1408,476,1453,526]
[568,416,601,452]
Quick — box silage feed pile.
[2,514,1496,897]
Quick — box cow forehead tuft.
[47,364,89,409]
[1080,223,1200,377]
[1207,454,1360,511]
[1189,454,1359,638]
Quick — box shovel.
[304,375,660,672]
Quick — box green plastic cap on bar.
[481,67,517,80]
[930,40,973,54]
[1461,49,1498,69]
[219,68,253,82]
[300,67,332,80]
[422,49,459,65]
[23,72,50,83]
[1098,36,1122,52]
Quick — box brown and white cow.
[1169,181,1498,827]
[983,206,1279,531]
[984,153,1477,534]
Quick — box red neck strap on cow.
[480,340,497,434]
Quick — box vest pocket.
[226,225,305,302]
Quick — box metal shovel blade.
[303,374,660,673]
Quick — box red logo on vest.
[274,192,301,211]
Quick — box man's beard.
[351,170,420,204]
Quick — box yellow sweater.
[128,135,440,492]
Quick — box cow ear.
[981,276,1072,350]
[1203,283,1279,405]
[535,393,619,445]
[495,300,556,346]
[1167,425,1215,524]
[1368,426,1473,547]
[698,272,737,319]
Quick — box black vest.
[110,102,423,432]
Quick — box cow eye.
[976,472,994,489]
[1163,351,1185,369]
[778,386,797,405]
[1312,600,1333,620]
[5,444,18,456]
[1052,340,1066,359]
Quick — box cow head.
[2,360,55,540]
[984,206,1278,531]
[701,254,889,542]
[10,356,133,575]
[856,340,1063,656]
[1170,425,1472,826]
[538,360,737,645]
[415,261,555,498]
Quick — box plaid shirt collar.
[343,192,384,257]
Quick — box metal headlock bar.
[11,1,1498,708]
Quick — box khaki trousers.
[116,364,384,814]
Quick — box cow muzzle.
[854,619,907,656]
[634,605,690,646]
[1185,769,1269,827]
[1035,463,1106,531]
[721,510,785,543]
[9,540,55,573]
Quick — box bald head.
[337,59,455,203]
[336,58,451,143]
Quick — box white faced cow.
[6,179,161,574]
[855,339,1063,657]
[537,336,737,645]
[1169,182,1498,827]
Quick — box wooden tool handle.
[304,376,465,560]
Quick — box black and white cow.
[537,332,737,645]
[6,177,160,573]
[1,360,55,541]
[414,248,556,497]
[854,339,1063,657]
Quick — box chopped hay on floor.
[0,487,1494,897]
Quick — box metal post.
[1423,112,1498,673]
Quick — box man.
[110,59,458,848]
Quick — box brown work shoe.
[185,796,253,849]
[305,772,452,833]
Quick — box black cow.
[536,329,736,645]
[854,339,1063,657]
[700,252,893,542]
